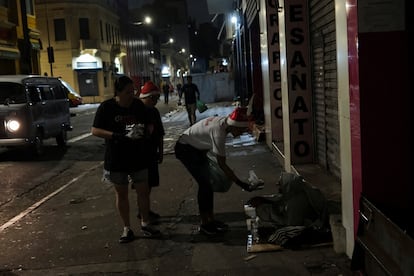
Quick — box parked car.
[59,78,82,107]
[0,75,72,155]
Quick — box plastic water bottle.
[251,216,260,243]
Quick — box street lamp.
[127,16,154,85]
[161,37,174,46]
[132,16,152,26]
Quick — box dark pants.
[174,142,213,213]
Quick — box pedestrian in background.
[137,80,165,222]
[174,106,255,235]
[162,81,170,104]
[91,75,161,243]
[181,75,200,125]
[176,83,183,105]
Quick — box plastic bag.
[196,100,208,113]
[207,154,232,192]
[248,170,265,190]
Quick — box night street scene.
[0,0,412,275]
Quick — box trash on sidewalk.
[252,124,265,142]
[247,239,283,253]
[248,170,264,190]
[245,204,282,253]
[244,172,333,252]
[69,197,86,204]
[243,254,257,261]
[228,133,257,147]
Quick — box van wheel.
[56,129,68,147]
[31,134,44,156]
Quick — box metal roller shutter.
[309,0,340,178]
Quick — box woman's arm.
[91,127,114,139]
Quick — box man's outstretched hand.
[236,180,254,192]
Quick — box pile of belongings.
[246,172,332,249]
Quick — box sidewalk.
[0,97,353,275]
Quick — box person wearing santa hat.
[136,81,165,222]
[174,106,255,235]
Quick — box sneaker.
[199,222,222,235]
[213,220,229,232]
[119,229,135,243]
[141,225,161,238]
[137,210,161,220]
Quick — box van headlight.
[6,119,21,132]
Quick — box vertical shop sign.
[285,1,313,163]
[266,0,283,142]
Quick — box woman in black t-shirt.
[92,76,161,243]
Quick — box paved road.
[0,96,354,275]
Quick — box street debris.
[244,254,257,261]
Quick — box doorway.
[77,70,99,97]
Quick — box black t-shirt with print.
[93,98,151,172]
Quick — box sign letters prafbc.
[285,1,313,163]
[266,0,283,142]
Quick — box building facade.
[129,0,190,89]
[35,0,126,103]
[0,0,41,75]
[211,0,412,273]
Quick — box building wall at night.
[129,0,190,88]
[0,0,41,75]
[224,0,412,266]
[35,0,125,103]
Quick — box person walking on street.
[162,81,170,104]
[137,81,165,222]
[91,76,161,243]
[181,75,200,125]
[174,106,255,235]
[176,83,183,105]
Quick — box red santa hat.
[139,81,160,98]
[226,106,250,127]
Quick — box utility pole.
[45,2,54,76]
[20,0,32,74]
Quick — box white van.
[0,75,72,155]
